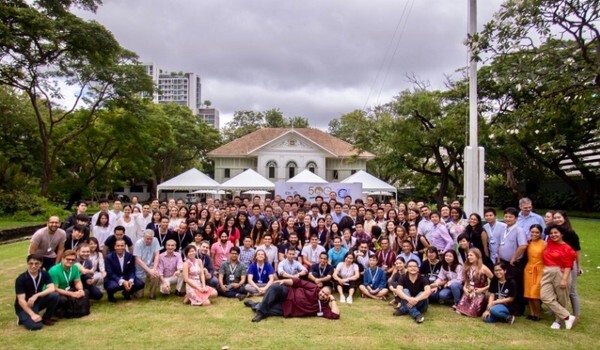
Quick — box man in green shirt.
[48,249,87,318]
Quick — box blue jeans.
[438,283,463,305]
[484,304,511,323]
[399,289,428,319]
[16,292,59,330]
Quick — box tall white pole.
[463,0,485,216]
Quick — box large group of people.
[16,194,581,330]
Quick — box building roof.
[208,128,375,158]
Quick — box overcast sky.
[79,0,505,129]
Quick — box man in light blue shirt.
[278,249,308,279]
[516,197,545,238]
[483,208,506,264]
[133,229,161,299]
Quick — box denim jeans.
[483,304,511,323]
[16,292,59,330]
[399,289,429,319]
[438,283,462,305]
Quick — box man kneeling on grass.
[392,259,431,323]
[15,254,60,330]
[244,278,340,322]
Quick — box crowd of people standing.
[16,193,581,329]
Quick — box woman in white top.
[92,212,112,249]
[115,205,143,242]
[88,237,106,290]
[168,206,182,231]
[333,252,360,304]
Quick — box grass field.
[0,218,598,349]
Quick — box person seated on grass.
[244,278,340,322]
[133,230,161,299]
[353,240,374,274]
[104,239,145,303]
[396,240,421,267]
[278,232,303,264]
[256,234,280,271]
[376,238,396,275]
[420,247,442,302]
[309,252,334,289]
[388,257,407,306]
[75,243,103,301]
[278,247,308,279]
[333,252,360,304]
[182,245,218,306]
[15,254,59,330]
[359,255,388,300]
[48,249,89,318]
[87,237,106,291]
[431,249,463,307]
[157,239,183,296]
[102,226,134,256]
[217,246,248,300]
[392,259,431,323]
[245,249,275,297]
[482,262,517,325]
[301,235,326,271]
[197,240,219,290]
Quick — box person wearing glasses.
[392,259,432,323]
[15,254,60,330]
[48,249,88,317]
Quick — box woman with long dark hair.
[464,213,492,269]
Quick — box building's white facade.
[209,129,374,183]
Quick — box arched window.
[286,161,297,179]
[266,161,277,179]
[306,161,317,174]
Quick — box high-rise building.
[198,108,220,129]
[141,63,218,128]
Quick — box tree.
[203,100,212,108]
[223,108,310,141]
[475,0,600,210]
[0,0,153,196]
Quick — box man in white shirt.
[301,235,326,270]
[278,249,308,279]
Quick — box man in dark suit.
[104,239,145,302]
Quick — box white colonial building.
[208,128,375,183]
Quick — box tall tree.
[223,108,310,141]
[0,0,153,195]
[475,0,600,210]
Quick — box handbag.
[65,294,90,318]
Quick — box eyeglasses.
[64,258,76,262]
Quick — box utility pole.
[463,0,485,216]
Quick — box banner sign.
[275,182,363,202]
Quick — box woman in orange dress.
[524,224,545,321]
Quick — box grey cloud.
[81,0,505,127]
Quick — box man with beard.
[29,216,67,271]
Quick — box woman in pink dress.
[456,248,493,317]
[183,245,217,306]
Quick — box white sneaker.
[347,296,353,304]
[565,315,576,330]
[340,295,346,303]
[550,322,561,330]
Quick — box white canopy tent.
[341,170,397,200]
[220,169,275,191]
[157,168,220,198]
[287,169,327,183]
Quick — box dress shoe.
[244,300,258,308]
[252,312,266,322]
[108,294,117,303]
[42,318,56,326]
[235,293,247,301]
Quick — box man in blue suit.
[104,239,145,302]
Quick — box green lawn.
[0,221,42,230]
[1,218,598,349]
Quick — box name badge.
[317,312,324,317]
[429,276,436,282]
[47,247,53,253]
[229,275,235,282]
[258,280,263,284]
